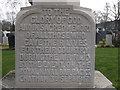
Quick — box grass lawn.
[0,46,9,49]
[1,48,119,88]
[95,48,119,88]
[2,50,15,78]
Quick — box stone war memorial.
[1,0,115,89]
[16,0,95,88]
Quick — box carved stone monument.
[6,0,114,89]
[106,34,112,45]
[1,0,115,89]
[15,0,95,88]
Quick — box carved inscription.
[17,7,93,85]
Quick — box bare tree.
[0,1,6,21]
[93,3,112,24]
[109,0,120,30]
[6,0,21,24]
[109,1,120,20]
[94,0,120,30]
[94,1,120,21]
[118,1,120,19]
[103,2,111,21]
[93,3,112,30]
[93,11,103,24]
[5,0,30,31]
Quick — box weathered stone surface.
[15,5,95,88]
[1,70,116,89]
[29,0,80,6]
[94,71,113,88]
[106,34,112,45]
[1,70,15,88]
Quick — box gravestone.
[106,34,112,45]
[0,30,3,45]
[7,33,15,48]
[0,24,3,45]
[15,1,95,88]
[3,31,9,45]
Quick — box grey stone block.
[1,70,116,89]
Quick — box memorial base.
[0,70,116,89]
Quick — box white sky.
[80,0,118,11]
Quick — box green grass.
[0,50,2,78]
[1,48,119,88]
[2,50,15,78]
[95,48,119,88]
[0,46,9,49]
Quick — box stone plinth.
[1,70,116,89]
